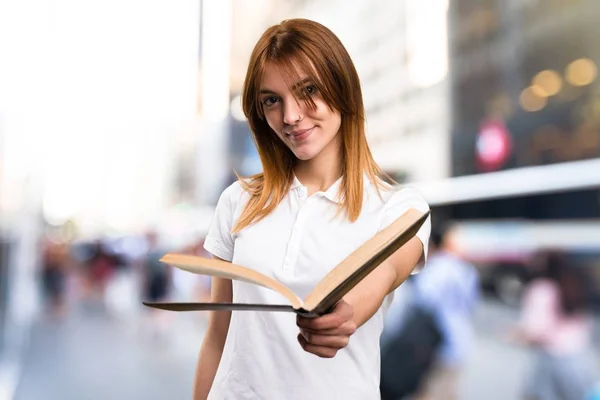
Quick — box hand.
[296,300,357,358]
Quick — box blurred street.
[13,298,205,400]
[10,291,600,400]
[463,300,600,400]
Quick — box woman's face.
[258,62,342,162]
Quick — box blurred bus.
[412,160,600,308]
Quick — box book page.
[142,301,318,317]
[160,254,303,309]
[143,302,296,313]
[302,208,429,313]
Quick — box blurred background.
[0,0,599,399]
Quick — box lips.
[286,126,315,141]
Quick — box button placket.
[281,195,311,273]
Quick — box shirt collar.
[290,175,303,190]
[323,176,344,203]
[291,174,371,204]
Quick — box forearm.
[344,237,424,328]
[344,261,397,327]
[193,275,232,399]
[193,327,229,400]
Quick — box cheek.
[326,112,342,132]
[265,112,282,133]
[333,114,341,130]
[315,105,341,130]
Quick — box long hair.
[540,251,593,315]
[233,18,392,232]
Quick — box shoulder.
[223,179,245,196]
[218,179,250,207]
[210,180,252,227]
[381,185,430,212]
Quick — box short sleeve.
[203,182,240,261]
[380,187,431,274]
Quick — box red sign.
[475,119,512,171]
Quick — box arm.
[194,184,237,395]
[193,262,232,400]
[297,237,424,358]
[346,236,423,324]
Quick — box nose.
[282,98,303,125]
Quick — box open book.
[143,208,430,317]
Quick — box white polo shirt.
[204,176,430,400]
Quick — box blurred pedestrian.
[140,231,172,339]
[141,232,171,304]
[40,233,71,319]
[511,251,597,400]
[381,222,479,400]
[86,239,120,306]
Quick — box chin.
[292,149,317,161]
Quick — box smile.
[287,126,315,141]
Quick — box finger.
[297,302,354,331]
[300,330,350,348]
[297,314,341,331]
[299,322,357,337]
[297,334,339,358]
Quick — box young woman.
[194,18,431,400]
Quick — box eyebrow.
[259,77,313,95]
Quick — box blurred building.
[0,0,203,366]
[441,0,600,218]
[0,154,42,366]
[415,0,600,304]
[449,0,600,178]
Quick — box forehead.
[259,61,312,92]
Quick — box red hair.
[233,18,392,232]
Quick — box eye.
[262,96,279,107]
[304,84,317,95]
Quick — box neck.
[294,138,342,195]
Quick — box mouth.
[286,126,315,141]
